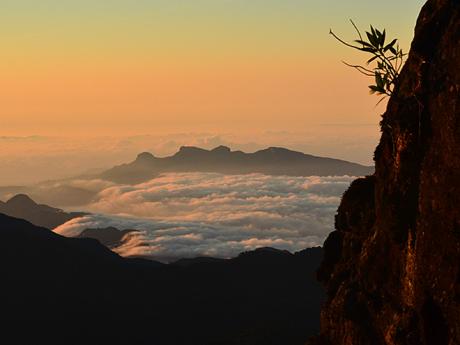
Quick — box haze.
[0,0,423,184]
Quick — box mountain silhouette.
[0,212,323,344]
[77,227,139,248]
[101,146,374,184]
[0,194,86,229]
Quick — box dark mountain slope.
[77,226,138,248]
[101,146,373,184]
[0,213,324,345]
[0,194,86,229]
[310,1,460,344]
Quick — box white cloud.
[54,173,354,261]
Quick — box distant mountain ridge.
[101,146,374,184]
[0,194,86,229]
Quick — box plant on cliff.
[330,20,406,104]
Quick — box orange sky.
[1,57,384,135]
[0,0,423,136]
[0,1,425,184]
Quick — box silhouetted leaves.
[330,20,407,101]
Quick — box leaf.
[370,25,376,37]
[354,39,373,48]
[376,95,388,106]
[369,85,378,94]
[375,73,384,88]
[367,55,379,64]
[375,29,384,47]
[369,85,385,95]
[366,31,378,48]
[366,55,380,63]
[384,38,397,51]
[360,47,376,53]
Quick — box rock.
[312,1,460,344]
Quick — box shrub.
[330,20,406,104]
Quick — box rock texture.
[311,1,460,344]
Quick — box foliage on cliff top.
[330,20,406,104]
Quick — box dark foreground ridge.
[0,213,324,345]
[0,194,86,229]
[310,1,460,344]
[101,146,373,184]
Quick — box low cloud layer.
[54,173,354,261]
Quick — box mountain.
[309,1,460,344]
[0,194,86,229]
[101,146,374,184]
[77,227,139,248]
[0,213,324,344]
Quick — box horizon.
[1,128,377,185]
[1,1,423,185]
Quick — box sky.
[0,0,424,184]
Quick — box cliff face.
[311,1,460,344]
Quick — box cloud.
[0,129,376,185]
[0,179,116,207]
[54,173,354,261]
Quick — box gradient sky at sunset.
[0,1,426,185]
[1,0,423,135]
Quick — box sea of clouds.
[54,173,355,261]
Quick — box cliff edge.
[311,1,460,344]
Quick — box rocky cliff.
[311,1,460,344]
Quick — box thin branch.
[331,21,407,101]
[350,19,363,42]
[329,29,362,50]
[374,50,398,80]
[342,61,375,76]
[395,55,401,73]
